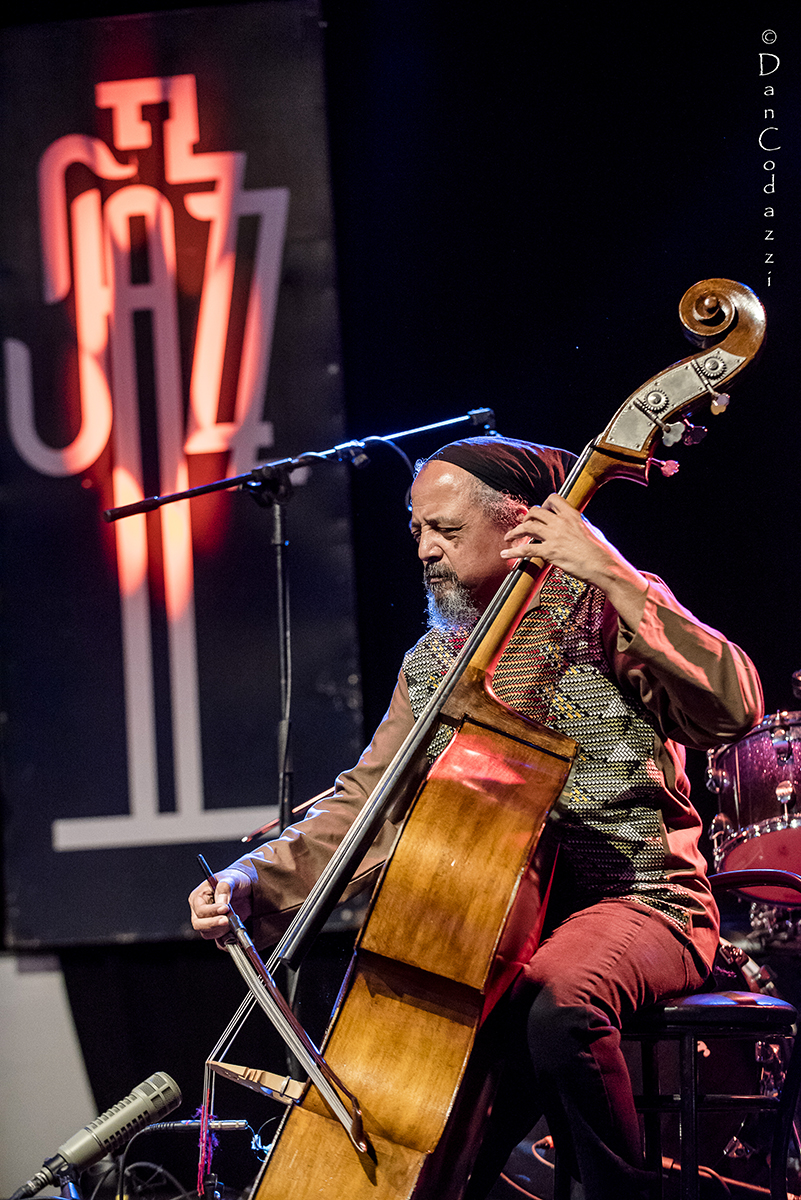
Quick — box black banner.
[0,2,361,945]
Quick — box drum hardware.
[715,941,779,995]
[708,811,733,857]
[705,752,724,794]
[705,712,801,912]
[771,726,793,762]
[749,902,801,949]
[723,1133,758,1160]
[754,1040,785,1105]
[777,779,794,812]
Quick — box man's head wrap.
[421,436,577,508]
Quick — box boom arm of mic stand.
[101,408,496,523]
[101,462,294,522]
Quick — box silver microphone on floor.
[11,1071,181,1199]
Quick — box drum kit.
[706,698,801,947]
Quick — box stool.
[625,986,799,1200]
[553,870,801,1200]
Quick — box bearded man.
[189,436,762,1199]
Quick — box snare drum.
[706,711,801,906]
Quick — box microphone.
[11,1071,181,1199]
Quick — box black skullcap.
[423,436,577,508]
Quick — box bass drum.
[492,944,794,1200]
[707,711,801,906]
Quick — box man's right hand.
[188,868,253,940]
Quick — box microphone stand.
[239,466,295,833]
[102,407,496,838]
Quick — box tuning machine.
[648,458,680,478]
[644,413,707,449]
[656,416,707,448]
[680,420,707,446]
[692,354,732,416]
[633,394,707,448]
[657,419,685,447]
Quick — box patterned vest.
[402,568,695,933]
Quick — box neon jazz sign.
[4,75,289,850]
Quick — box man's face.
[409,461,523,616]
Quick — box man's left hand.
[501,494,649,629]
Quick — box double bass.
[243,280,765,1199]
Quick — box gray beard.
[424,566,481,635]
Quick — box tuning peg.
[681,421,707,445]
[660,421,685,447]
[709,392,730,415]
[633,397,708,448]
[649,458,680,477]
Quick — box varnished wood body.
[253,697,574,1199]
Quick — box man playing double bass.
[189,436,762,1200]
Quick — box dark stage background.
[2,3,800,1193]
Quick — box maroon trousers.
[463,899,710,1200]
